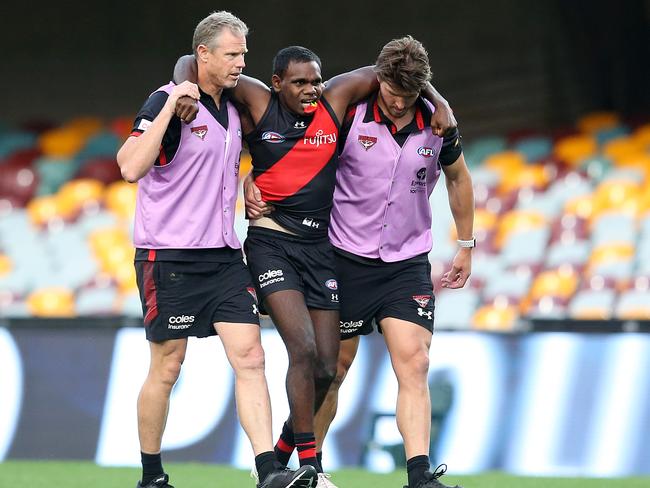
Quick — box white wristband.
[457,238,476,248]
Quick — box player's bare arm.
[116,81,199,183]
[173,54,271,125]
[422,82,457,136]
[440,153,475,289]
[322,66,380,123]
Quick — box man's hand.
[164,81,199,123]
[175,96,199,124]
[243,172,274,219]
[441,248,471,289]
[431,102,457,137]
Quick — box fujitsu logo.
[303,129,337,147]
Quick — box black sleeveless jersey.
[244,92,340,239]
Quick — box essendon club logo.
[412,295,431,308]
[191,125,208,140]
[247,287,258,303]
[358,135,377,151]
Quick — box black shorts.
[135,259,259,342]
[335,251,435,339]
[244,227,339,311]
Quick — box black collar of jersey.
[198,86,230,130]
[363,92,431,135]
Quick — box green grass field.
[0,461,647,488]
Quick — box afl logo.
[325,279,338,290]
[262,131,285,143]
[417,146,436,158]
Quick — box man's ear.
[271,74,282,93]
[196,44,210,63]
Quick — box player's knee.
[232,343,266,375]
[289,343,318,370]
[397,349,430,383]
[157,356,183,388]
[315,359,337,389]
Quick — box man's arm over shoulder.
[117,82,199,183]
[322,66,379,124]
[173,54,271,125]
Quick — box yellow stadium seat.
[632,124,650,149]
[482,151,526,175]
[495,210,547,249]
[39,128,86,158]
[571,306,611,320]
[63,117,103,139]
[615,153,650,175]
[104,181,137,220]
[617,307,650,320]
[554,135,598,166]
[589,243,635,267]
[27,287,75,317]
[114,261,138,293]
[602,137,646,164]
[472,304,518,331]
[591,180,641,219]
[88,227,131,257]
[0,254,12,277]
[56,179,105,218]
[26,195,62,226]
[498,165,549,194]
[564,194,594,220]
[576,112,621,133]
[529,268,579,302]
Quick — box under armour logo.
[417,307,432,320]
[294,121,306,129]
[252,304,259,315]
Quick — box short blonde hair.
[192,11,249,54]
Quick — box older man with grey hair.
[116,11,317,488]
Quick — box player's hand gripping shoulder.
[173,55,200,123]
[243,172,274,219]
[116,81,199,183]
[422,83,457,137]
[430,98,457,137]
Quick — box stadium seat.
[104,181,137,220]
[528,267,579,302]
[56,179,105,219]
[513,136,553,162]
[0,254,11,277]
[554,134,598,166]
[435,288,480,329]
[483,270,533,301]
[616,290,650,320]
[576,111,621,134]
[75,286,118,315]
[500,227,550,267]
[602,136,646,165]
[0,131,37,158]
[38,128,86,159]
[545,240,590,268]
[26,287,76,317]
[569,289,616,320]
[495,210,547,249]
[472,302,518,331]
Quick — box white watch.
[457,237,476,248]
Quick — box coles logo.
[262,131,285,144]
[325,279,338,290]
[417,146,436,158]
